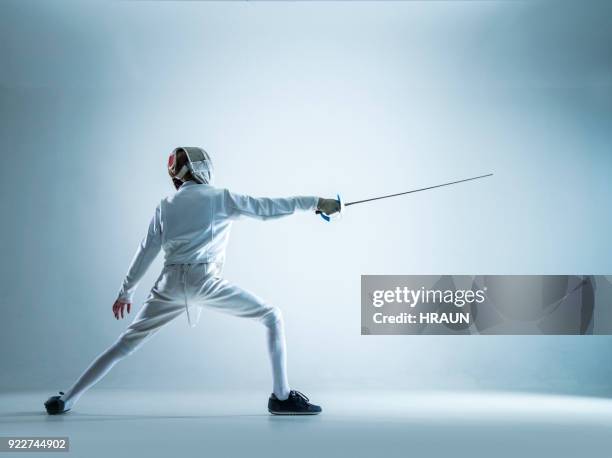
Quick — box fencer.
[45,147,340,415]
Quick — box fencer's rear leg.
[52,300,184,411]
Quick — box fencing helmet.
[168,147,214,189]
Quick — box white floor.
[1,390,611,458]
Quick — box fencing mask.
[168,147,214,189]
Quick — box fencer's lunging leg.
[265,308,290,401]
[189,269,292,401]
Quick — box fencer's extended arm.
[224,189,318,221]
[117,205,162,303]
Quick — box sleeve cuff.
[117,291,134,303]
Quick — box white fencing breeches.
[61,263,290,409]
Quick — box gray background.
[1,0,611,397]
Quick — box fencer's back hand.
[317,197,341,215]
[112,300,132,320]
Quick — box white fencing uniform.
[60,181,318,408]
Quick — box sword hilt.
[316,194,344,222]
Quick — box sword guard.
[318,194,344,222]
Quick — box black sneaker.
[268,390,322,415]
[44,392,70,415]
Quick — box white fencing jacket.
[117,181,318,303]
